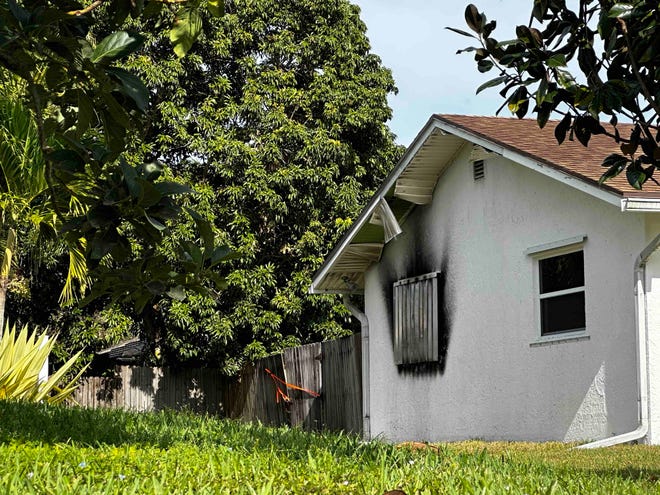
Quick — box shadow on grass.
[0,400,373,460]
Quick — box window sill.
[530,331,590,347]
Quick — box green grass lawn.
[2,401,660,494]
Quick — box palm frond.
[59,239,90,305]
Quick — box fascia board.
[309,117,444,294]
[620,198,660,212]
[435,119,623,208]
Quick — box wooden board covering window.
[393,272,440,365]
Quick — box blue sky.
[352,1,534,145]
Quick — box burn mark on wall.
[378,215,453,376]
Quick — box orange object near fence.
[264,368,321,403]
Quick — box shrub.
[0,323,86,403]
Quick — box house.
[310,115,660,446]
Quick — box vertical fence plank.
[321,334,362,433]
[260,354,289,426]
[283,342,322,430]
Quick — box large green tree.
[451,0,660,189]
[102,0,403,372]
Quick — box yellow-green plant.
[0,323,87,404]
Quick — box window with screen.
[538,250,585,335]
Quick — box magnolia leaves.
[88,1,225,59]
[106,67,149,112]
[449,2,660,189]
[0,0,232,316]
[600,124,660,189]
[90,31,144,63]
[74,159,230,313]
[207,0,224,17]
[88,32,150,138]
[170,1,225,58]
[90,0,225,59]
[171,8,204,58]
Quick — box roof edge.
[433,115,623,208]
[309,116,445,294]
[310,114,660,295]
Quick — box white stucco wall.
[365,146,652,443]
[645,216,660,443]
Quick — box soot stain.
[378,231,453,376]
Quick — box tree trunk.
[141,302,163,364]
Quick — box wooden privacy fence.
[73,366,227,414]
[73,333,362,434]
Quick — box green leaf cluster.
[0,0,231,325]
[451,1,660,189]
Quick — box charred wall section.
[377,207,453,375]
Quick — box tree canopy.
[108,0,402,372]
[451,0,660,189]
[3,0,401,374]
[0,0,238,375]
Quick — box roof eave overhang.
[309,116,446,294]
[311,115,647,294]
[434,116,623,208]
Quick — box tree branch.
[67,1,103,16]
[618,18,660,138]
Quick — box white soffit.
[310,119,451,293]
[621,197,660,212]
[394,131,464,204]
[313,243,383,293]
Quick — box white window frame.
[526,236,589,345]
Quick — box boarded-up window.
[393,271,440,365]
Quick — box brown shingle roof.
[435,114,660,197]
